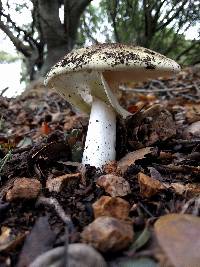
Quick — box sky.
[0,0,199,97]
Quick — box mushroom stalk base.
[82,98,116,168]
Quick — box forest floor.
[0,66,200,267]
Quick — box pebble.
[6,178,41,202]
[81,216,134,252]
[96,174,131,197]
[92,196,130,220]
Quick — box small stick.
[119,85,188,93]
[36,196,73,231]
[181,197,200,216]
[37,196,74,267]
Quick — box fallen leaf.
[145,109,176,145]
[155,213,200,267]
[40,122,52,135]
[46,173,81,193]
[127,226,151,254]
[17,216,56,267]
[110,257,158,267]
[185,103,200,123]
[117,147,154,174]
[17,136,32,148]
[0,227,26,252]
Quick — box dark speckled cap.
[44,44,180,115]
[45,43,180,85]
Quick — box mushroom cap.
[45,43,180,85]
[44,43,180,115]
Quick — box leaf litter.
[0,67,200,266]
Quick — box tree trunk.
[0,0,91,80]
[35,0,92,77]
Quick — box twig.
[170,139,200,145]
[181,196,200,216]
[138,202,154,217]
[36,196,74,267]
[119,85,189,93]
[0,87,9,96]
[0,150,12,175]
[36,196,73,230]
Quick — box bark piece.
[81,216,134,252]
[145,109,176,145]
[46,173,81,193]
[6,178,41,202]
[138,172,165,198]
[92,196,130,220]
[96,174,131,197]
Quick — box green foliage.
[80,0,200,65]
[0,51,18,64]
[0,149,12,175]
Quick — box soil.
[0,66,200,266]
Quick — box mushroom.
[44,43,180,168]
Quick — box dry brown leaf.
[170,183,200,198]
[155,214,200,267]
[145,109,176,145]
[185,103,200,123]
[46,173,81,193]
[0,227,26,252]
[117,147,154,174]
[17,216,56,267]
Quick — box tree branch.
[75,0,93,14]
[176,41,200,61]
[0,20,31,56]
[157,0,188,31]
[108,0,120,42]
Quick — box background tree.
[81,0,200,65]
[0,0,199,83]
[0,0,92,80]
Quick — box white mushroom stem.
[82,98,116,168]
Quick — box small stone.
[138,172,165,198]
[96,174,131,197]
[102,161,118,175]
[46,173,81,193]
[185,183,200,198]
[6,178,41,202]
[81,216,134,252]
[92,196,130,220]
[30,243,107,267]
